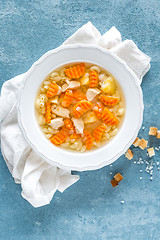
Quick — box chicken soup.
[35,63,125,152]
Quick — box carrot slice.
[46,82,59,98]
[100,95,119,106]
[93,124,107,142]
[89,70,99,88]
[61,90,73,107]
[73,90,87,101]
[65,63,85,79]
[45,102,51,124]
[70,133,80,139]
[83,130,93,150]
[93,102,104,119]
[73,100,93,118]
[50,127,69,145]
[64,119,74,130]
[101,108,119,126]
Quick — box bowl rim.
[17,44,144,171]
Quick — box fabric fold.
[63,21,101,45]
[110,40,151,82]
[98,26,122,49]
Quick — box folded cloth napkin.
[0,21,151,208]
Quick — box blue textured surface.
[0,0,160,239]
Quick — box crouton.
[133,137,140,147]
[110,172,123,188]
[110,179,118,188]
[157,130,160,139]
[149,127,157,136]
[139,139,148,150]
[125,149,133,160]
[114,173,123,182]
[147,147,155,157]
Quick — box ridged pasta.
[73,90,87,101]
[46,82,59,98]
[100,95,119,106]
[50,127,69,145]
[45,102,51,124]
[101,108,119,126]
[61,90,73,107]
[65,63,85,79]
[93,102,104,119]
[64,119,74,130]
[93,124,107,142]
[83,130,93,150]
[73,100,93,118]
[89,70,99,88]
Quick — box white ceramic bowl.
[17,45,143,171]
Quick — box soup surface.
[35,63,125,152]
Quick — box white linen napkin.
[0,21,151,208]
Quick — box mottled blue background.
[0,0,160,239]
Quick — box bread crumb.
[149,127,157,136]
[157,130,160,139]
[114,173,123,182]
[147,147,155,157]
[110,179,118,187]
[139,139,148,150]
[133,137,140,147]
[125,149,133,160]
